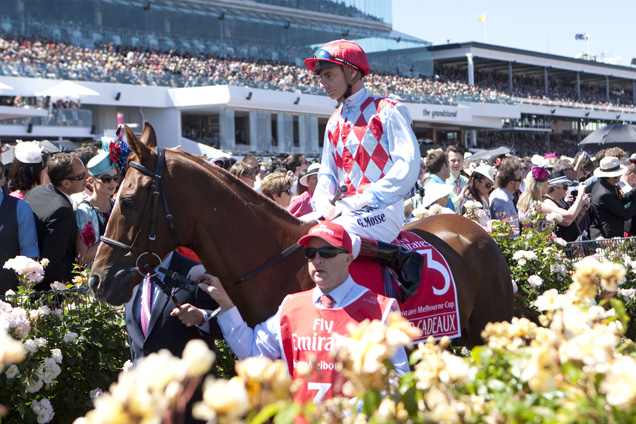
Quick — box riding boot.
[357,237,424,302]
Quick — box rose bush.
[0,261,128,424]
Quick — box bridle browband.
[100,147,302,313]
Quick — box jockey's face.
[307,238,353,294]
[317,66,348,101]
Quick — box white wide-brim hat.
[472,164,496,184]
[422,183,453,208]
[593,156,626,178]
[299,163,320,187]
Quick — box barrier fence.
[564,237,636,262]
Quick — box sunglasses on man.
[305,246,348,260]
[65,173,86,181]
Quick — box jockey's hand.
[195,274,235,312]
[315,199,337,220]
[170,303,205,327]
[337,194,371,213]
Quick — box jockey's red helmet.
[304,40,370,77]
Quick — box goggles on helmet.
[312,48,363,74]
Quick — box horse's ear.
[139,122,158,149]
[125,122,155,162]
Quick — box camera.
[570,190,578,197]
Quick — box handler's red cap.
[298,221,352,254]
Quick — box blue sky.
[392,0,634,67]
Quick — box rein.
[100,147,302,314]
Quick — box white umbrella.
[36,81,99,98]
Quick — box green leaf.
[362,390,381,416]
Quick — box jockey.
[304,40,423,300]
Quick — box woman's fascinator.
[531,166,549,182]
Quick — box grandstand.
[0,0,635,158]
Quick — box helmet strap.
[340,66,359,102]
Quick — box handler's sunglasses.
[96,174,121,184]
[312,48,362,73]
[305,246,348,259]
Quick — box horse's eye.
[121,198,135,209]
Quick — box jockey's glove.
[315,199,338,220]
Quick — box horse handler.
[304,40,423,300]
[173,221,409,404]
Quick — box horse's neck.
[180,158,313,286]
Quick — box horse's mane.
[165,148,305,228]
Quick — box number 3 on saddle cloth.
[348,231,461,343]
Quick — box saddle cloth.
[350,231,461,342]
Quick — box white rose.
[5,364,19,379]
[31,398,55,424]
[51,348,63,364]
[63,332,78,342]
[26,376,43,393]
[23,339,38,353]
[528,275,543,288]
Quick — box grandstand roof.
[431,42,636,90]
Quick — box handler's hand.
[170,303,205,327]
[196,274,235,312]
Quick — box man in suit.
[590,156,636,239]
[25,152,86,288]
[124,250,220,365]
[125,250,220,424]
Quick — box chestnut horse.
[90,123,513,346]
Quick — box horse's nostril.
[88,275,104,297]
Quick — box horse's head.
[90,122,181,305]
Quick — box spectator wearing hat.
[185,220,409,404]
[0,161,40,293]
[445,145,468,211]
[7,141,50,199]
[459,164,496,217]
[419,183,453,211]
[25,153,87,287]
[541,174,589,242]
[489,157,522,235]
[287,162,319,218]
[517,166,551,219]
[589,156,636,239]
[75,151,120,265]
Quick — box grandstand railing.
[519,97,636,114]
[0,109,92,128]
[564,237,636,262]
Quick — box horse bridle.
[99,147,302,312]
[100,148,187,306]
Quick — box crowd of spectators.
[437,65,635,109]
[253,0,384,21]
[1,34,633,112]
